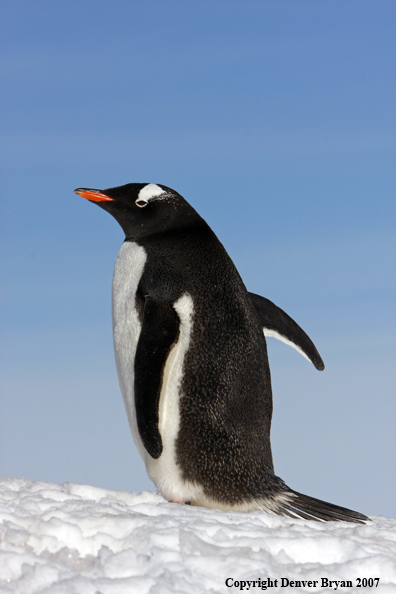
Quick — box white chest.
[112,241,147,460]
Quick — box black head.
[74,183,201,241]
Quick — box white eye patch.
[137,184,166,204]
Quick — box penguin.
[75,183,368,523]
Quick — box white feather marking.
[138,184,166,202]
[146,293,204,503]
[263,328,311,363]
[112,242,147,460]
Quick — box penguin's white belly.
[112,241,147,460]
[112,242,203,503]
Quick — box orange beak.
[74,188,114,202]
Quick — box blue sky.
[1,1,395,518]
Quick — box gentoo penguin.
[75,183,367,523]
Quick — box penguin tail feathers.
[274,489,369,524]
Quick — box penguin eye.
[135,199,148,208]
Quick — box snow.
[0,477,395,594]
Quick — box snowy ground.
[0,477,395,594]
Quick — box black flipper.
[135,296,180,459]
[248,292,325,371]
[278,489,369,524]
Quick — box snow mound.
[0,477,395,593]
